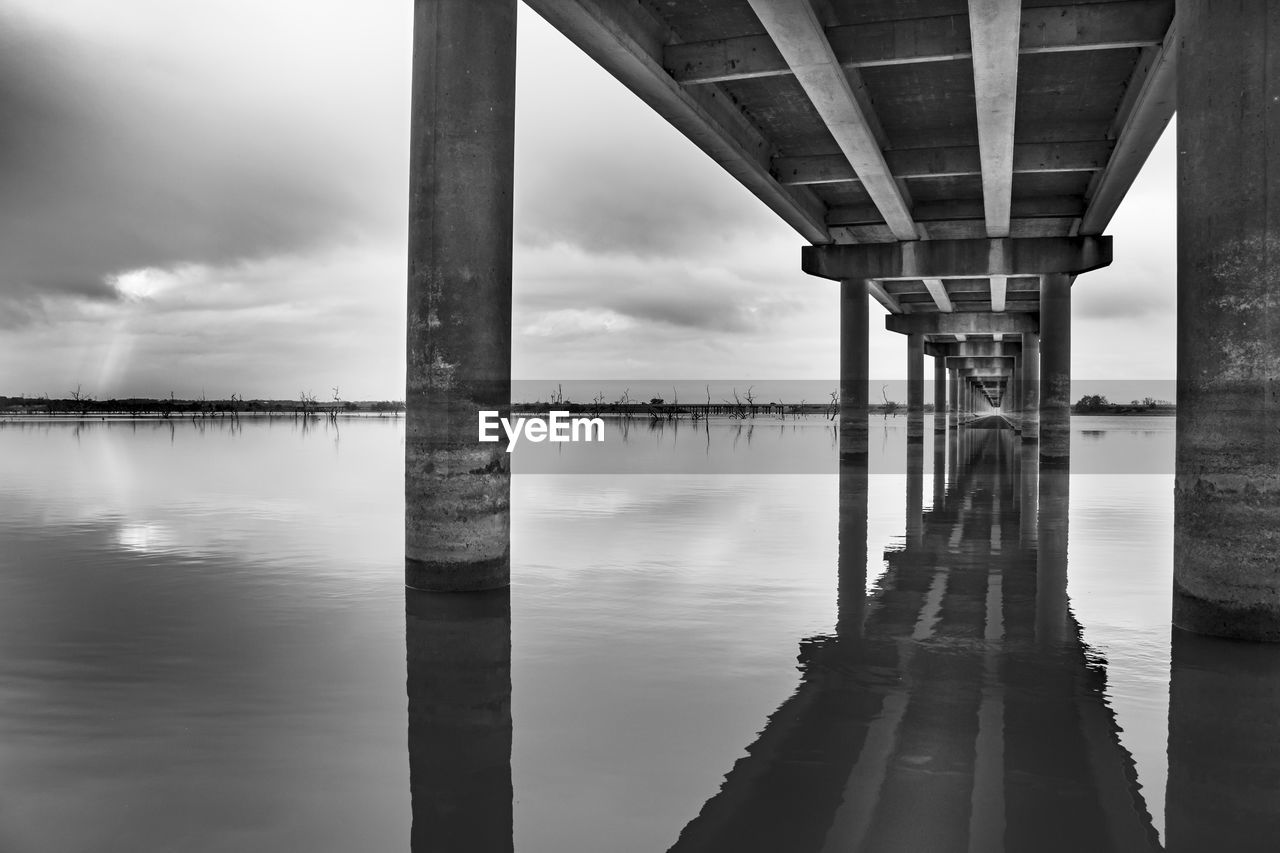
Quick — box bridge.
[405,0,1280,642]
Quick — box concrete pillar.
[840,279,870,462]
[1021,331,1041,441]
[933,357,947,431]
[406,0,516,591]
[907,332,924,440]
[1009,359,1022,426]
[1174,0,1280,641]
[1166,629,1280,851]
[1039,274,1071,463]
[948,369,960,427]
[407,589,513,850]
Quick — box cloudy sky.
[0,1,1176,401]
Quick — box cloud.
[0,1,410,324]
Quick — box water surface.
[1,414,1277,851]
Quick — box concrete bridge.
[407,1,1279,641]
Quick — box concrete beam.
[773,141,1114,186]
[946,356,1016,371]
[526,0,830,244]
[887,313,1038,336]
[928,340,1022,358]
[990,275,1007,312]
[1079,9,1178,234]
[665,2,1170,84]
[804,236,1112,281]
[922,278,953,313]
[969,0,1021,237]
[866,280,902,313]
[825,196,1084,226]
[745,0,917,240]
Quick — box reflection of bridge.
[405,416,1280,852]
[667,421,1161,853]
[406,0,1280,644]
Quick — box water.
[1,414,1277,852]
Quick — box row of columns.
[409,0,1280,645]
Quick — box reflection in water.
[1167,630,1280,852]
[406,589,513,852]
[668,419,1161,853]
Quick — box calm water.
[1,414,1277,852]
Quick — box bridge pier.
[405,0,515,591]
[1021,331,1040,441]
[1039,274,1072,465]
[948,369,960,427]
[1174,0,1280,641]
[906,332,924,440]
[933,357,946,431]
[840,278,870,461]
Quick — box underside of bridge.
[407,1,1280,643]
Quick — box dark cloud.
[0,6,406,324]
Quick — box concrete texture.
[406,0,516,590]
[1174,0,1280,640]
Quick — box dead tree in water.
[881,385,899,418]
[69,384,93,417]
[826,389,839,420]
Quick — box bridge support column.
[907,332,924,440]
[406,0,516,591]
[933,357,947,431]
[1039,274,1071,464]
[948,369,959,427]
[840,279,870,461]
[1174,0,1280,641]
[1021,332,1040,441]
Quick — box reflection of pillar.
[837,434,870,637]
[407,0,515,590]
[907,333,924,440]
[932,425,947,510]
[947,418,960,492]
[1019,440,1039,549]
[906,433,924,547]
[1039,274,1071,463]
[1167,629,1280,851]
[1174,0,1280,641]
[933,356,947,431]
[407,589,513,852]
[841,279,870,462]
[1022,332,1040,441]
[1036,462,1069,646]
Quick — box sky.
[0,1,1176,402]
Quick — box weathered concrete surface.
[406,0,516,590]
[886,312,1037,336]
[1174,0,1280,640]
[907,332,924,440]
[1039,274,1072,464]
[803,236,1112,281]
[933,358,947,430]
[948,369,960,425]
[406,588,512,850]
[840,278,870,461]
